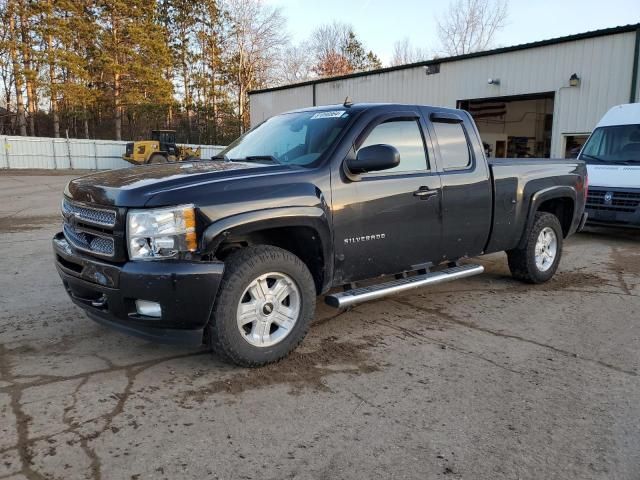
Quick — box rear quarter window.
[433,122,471,170]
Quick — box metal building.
[250,24,640,159]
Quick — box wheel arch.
[518,186,576,249]
[201,207,333,294]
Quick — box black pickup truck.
[53,103,588,366]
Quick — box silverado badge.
[344,233,386,244]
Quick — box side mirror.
[346,144,400,174]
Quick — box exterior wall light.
[488,78,500,85]
[569,73,580,87]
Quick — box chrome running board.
[325,264,484,309]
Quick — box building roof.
[250,23,640,95]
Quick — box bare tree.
[437,0,508,56]
[390,38,429,66]
[310,21,381,77]
[6,0,27,136]
[310,22,349,62]
[225,0,288,131]
[277,43,313,85]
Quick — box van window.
[581,124,640,164]
[433,122,471,170]
[358,119,429,173]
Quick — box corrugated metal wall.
[250,84,315,125]
[0,136,225,170]
[250,30,639,158]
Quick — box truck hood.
[586,164,640,189]
[65,161,289,207]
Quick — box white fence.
[0,135,226,170]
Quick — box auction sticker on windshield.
[310,111,348,120]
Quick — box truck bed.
[485,157,586,254]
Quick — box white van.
[579,103,640,228]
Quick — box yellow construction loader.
[122,130,201,165]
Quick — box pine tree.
[5,0,27,136]
[94,0,172,140]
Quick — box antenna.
[343,96,353,107]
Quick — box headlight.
[127,205,197,260]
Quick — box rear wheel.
[208,245,316,367]
[507,212,563,284]
[148,153,167,164]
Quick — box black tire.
[208,245,316,367]
[507,212,563,284]
[148,153,167,164]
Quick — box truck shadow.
[579,226,640,242]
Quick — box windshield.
[219,109,352,166]
[580,124,640,164]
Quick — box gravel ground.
[1,171,639,480]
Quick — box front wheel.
[148,153,167,164]
[208,245,316,367]
[507,212,563,284]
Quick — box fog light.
[135,300,162,318]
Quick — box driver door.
[331,111,443,284]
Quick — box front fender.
[200,206,333,290]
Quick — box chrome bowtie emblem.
[63,210,79,228]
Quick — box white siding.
[250,30,639,157]
[250,84,314,125]
[0,136,225,170]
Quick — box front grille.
[62,198,116,227]
[63,224,115,257]
[62,199,120,259]
[586,189,640,213]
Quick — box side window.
[358,119,428,173]
[433,122,471,170]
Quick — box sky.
[264,0,640,64]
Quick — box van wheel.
[507,212,563,284]
[208,245,316,367]
[148,154,167,164]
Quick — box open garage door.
[458,93,554,158]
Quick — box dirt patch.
[610,246,640,275]
[540,270,607,290]
[468,269,607,292]
[179,336,378,405]
[0,214,60,233]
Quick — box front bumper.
[586,208,640,228]
[53,232,224,346]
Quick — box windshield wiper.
[610,159,640,165]
[211,153,230,162]
[580,153,606,163]
[241,155,280,165]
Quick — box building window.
[564,134,589,158]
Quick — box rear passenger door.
[427,110,492,260]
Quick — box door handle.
[413,187,438,199]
